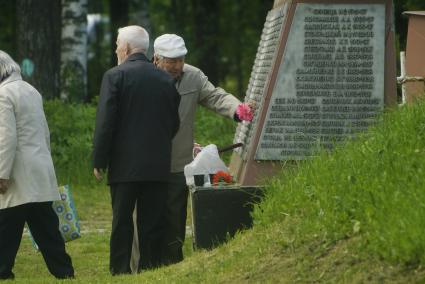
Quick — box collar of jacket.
[125,52,149,63]
[0,72,22,88]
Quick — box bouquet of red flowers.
[212,171,233,185]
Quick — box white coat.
[0,72,59,209]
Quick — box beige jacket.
[0,73,59,209]
[171,64,240,172]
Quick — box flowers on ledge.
[212,171,234,186]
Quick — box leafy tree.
[218,0,274,97]
[190,0,220,85]
[86,0,110,102]
[0,1,16,57]
[394,0,425,50]
[148,0,274,97]
[129,0,155,58]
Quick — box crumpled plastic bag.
[184,144,228,186]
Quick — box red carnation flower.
[212,171,233,185]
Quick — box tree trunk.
[61,0,88,102]
[109,0,129,66]
[16,0,62,99]
[130,0,154,58]
[191,0,219,85]
[170,0,187,36]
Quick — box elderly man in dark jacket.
[92,25,180,275]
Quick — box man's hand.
[0,179,10,194]
[193,143,203,158]
[93,168,104,181]
[247,99,256,111]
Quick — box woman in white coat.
[0,50,74,280]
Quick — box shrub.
[43,101,238,185]
[44,100,97,186]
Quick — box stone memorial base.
[190,186,263,250]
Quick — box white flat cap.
[154,34,188,58]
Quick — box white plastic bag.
[184,144,228,186]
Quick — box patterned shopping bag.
[53,184,81,242]
[28,185,81,249]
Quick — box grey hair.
[0,50,21,83]
[118,25,149,54]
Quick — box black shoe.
[0,272,15,280]
[55,274,75,280]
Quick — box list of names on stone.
[256,3,385,160]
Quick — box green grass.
[70,184,111,222]
[254,99,425,266]
[9,99,425,283]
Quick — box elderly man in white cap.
[148,33,253,265]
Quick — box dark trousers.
[110,181,167,275]
[0,202,74,280]
[161,172,188,265]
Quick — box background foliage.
[44,100,97,186]
[3,0,425,102]
[2,2,425,281]
[44,100,236,186]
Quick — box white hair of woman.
[117,25,149,54]
[0,50,21,83]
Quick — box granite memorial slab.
[230,0,396,185]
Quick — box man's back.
[93,53,180,183]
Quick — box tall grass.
[254,99,425,265]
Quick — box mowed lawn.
[10,184,194,283]
[4,103,236,283]
[12,101,425,283]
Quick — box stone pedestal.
[190,186,263,250]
